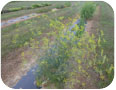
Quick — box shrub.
[80,2,96,20]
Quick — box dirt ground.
[1,42,39,87]
[86,6,101,35]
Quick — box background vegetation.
[1,1,114,89]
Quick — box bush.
[80,2,96,20]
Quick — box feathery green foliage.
[80,2,96,20]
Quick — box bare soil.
[1,44,39,87]
[86,6,101,35]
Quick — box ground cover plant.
[1,1,114,89]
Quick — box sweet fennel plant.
[80,2,96,20]
[36,19,113,88]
